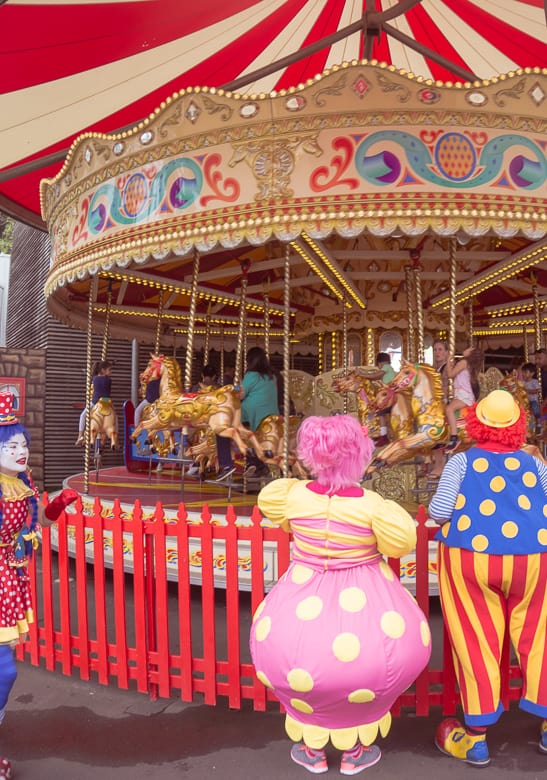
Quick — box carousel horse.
[185,429,219,475]
[331,369,384,439]
[132,354,264,458]
[499,371,535,440]
[253,414,306,476]
[370,361,448,469]
[89,398,118,450]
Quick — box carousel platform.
[62,464,263,520]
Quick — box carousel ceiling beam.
[430,239,547,309]
[196,256,291,283]
[290,238,349,305]
[92,301,283,330]
[350,271,475,281]
[98,268,296,315]
[485,295,547,318]
[301,234,367,309]
[333,250,513,262]
[116,280,128,306]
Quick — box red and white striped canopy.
[1,0,546,226]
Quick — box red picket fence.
[16,498,523,716]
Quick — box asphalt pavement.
[2,661,546,779]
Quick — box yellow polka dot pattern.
[518,495,531,510]
[455,494,466,509]
[420,620,432,646]
[255,616,272,641]
[501,521,518,539]
[457,515,471,531]
[332,633,360,662]
[339,587,367,612]
[479,499,496,516]
[471,534,488,552]
[489,476,505,492]
[253,600,266,623]
[296,596,323,621]
[256,670,273,688]
[538,529,547,545]
[380,611,406,639]
[522,471,537,487]
[291,698,314,714]
[504,457,520,470]
[287,668,314,692]
[291,564,314,584]
[348,688,375,703]
[473,458,489,473]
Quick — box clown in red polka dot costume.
[0,393,77,777]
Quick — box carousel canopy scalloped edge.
[41,61,547,296]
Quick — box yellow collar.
[0,472,34,502]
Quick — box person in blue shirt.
[75,360,113,445]
[240,347,279,477]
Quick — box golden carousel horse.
[132,353,264,457]
[331,369,384,438]
[89,398,118,450]
[370,361,448,469]
[184,414,306,477]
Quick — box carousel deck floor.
[63,465,261,518]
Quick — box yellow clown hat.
[475,389,521,429]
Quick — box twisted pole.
[412,264,424,363]
[283,244,291,477]
[101,281,113,361]
[447,237,458,400]
[84,277,98,494]
[154,289,164,354]
[184,248,200,392]
[405,265,415,362]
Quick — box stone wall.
[0,348,46,488]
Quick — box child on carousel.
[0,393,77,777]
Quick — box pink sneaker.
[290,742,328,774]
[340,744,381,775]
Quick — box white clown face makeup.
[0,434,29,476]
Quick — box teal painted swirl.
[355,131,547,190]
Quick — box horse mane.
[417,361,444,397]
[161,356,182,389]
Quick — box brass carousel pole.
[263,283,271,360]
[405,265,415,362]
[447,237,458,399]
[533,282,542,407]
[468,298,474,348]
[203,302,212,365]
[523,328,529,363]
[342,299,348,413]
[234,264,248,386]
[412,264,425,363]
[154,289,164,354]
[331,331,337,370]
[83,277,98,494]
[101,280,113,361]
[283,244,291,477]
[184,248,200,392]
[220,330,225,385]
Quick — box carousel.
[2,2,547,590]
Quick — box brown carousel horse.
[89,399,118,450]
[132,353,264,457]
[370,361,448,469]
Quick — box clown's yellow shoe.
[435,719,491,767]
[539,719,547,755]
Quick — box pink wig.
[296,415,374,491]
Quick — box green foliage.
[0,215,14,254]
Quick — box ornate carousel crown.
[0,392,18,425]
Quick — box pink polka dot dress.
[0,474,36,644]
[250,479,431,750]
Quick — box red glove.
[44,489,79,521]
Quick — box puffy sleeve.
[368,494,417,558]
[256,478,301,533]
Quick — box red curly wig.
[465,402,527,448]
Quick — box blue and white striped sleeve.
[428,453,467,524]
[536,457,547,494]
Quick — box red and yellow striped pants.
[438,543,547,726]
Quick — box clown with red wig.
[429,389,547,767]
[249,415,431,776]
